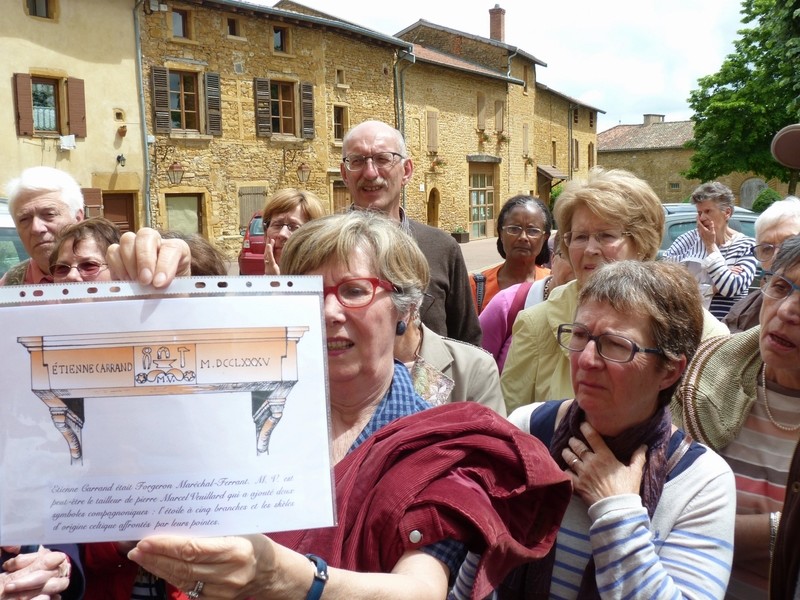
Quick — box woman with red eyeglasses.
[48,217,120,283]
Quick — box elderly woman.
[261,188,326,275]
[503,260,735,599]
[663,181,757,320]
[673,233,800,598]
[48,217,120,283]
[724,196,800,333]
[115,211,570,600]
[501,167,729,413]
[479,231,574,372]
[469,195,552,313]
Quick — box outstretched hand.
[107,228,192,287]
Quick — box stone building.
[598,114,789,207]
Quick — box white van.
[0,198,28,277]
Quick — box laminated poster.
[0,275,335,545]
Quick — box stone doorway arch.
[427,187,440,228]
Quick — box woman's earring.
[395,321,407,336]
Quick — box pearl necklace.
[759,363,800,432]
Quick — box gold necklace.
[759,363,800,432]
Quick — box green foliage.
[452,225,467,233]
[685,0,800,193]
[752,187,782,212]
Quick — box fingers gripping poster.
[0,276,334,545]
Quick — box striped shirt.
[721,380,800,600]
[662,229,757,320]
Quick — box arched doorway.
[739,178,767,209]
[427,187,440,227]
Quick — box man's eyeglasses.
[343,152,404,172]
[323,277,399,308]
[563,230,632,248]
[502,225,544,239]
[50,260,108,279]
[557,323,663,363]
[753,243,780,262]
[266,221,301,233]
[761,272,800,301]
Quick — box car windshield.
[250,217,264,235]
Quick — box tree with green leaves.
[685,0,800,195]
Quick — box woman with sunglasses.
[502,260,735,599]
[48,217,120,283]
[674,234,800,598]
[469,195,552,314]
[261,188,326,275]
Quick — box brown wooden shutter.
[80,187,103,218]
[14,73,34,136]
[495,101,505,132]
[254,78,271,137]
[151,66,171,134]
[476,92,486,131]
[67,77,87,137]
[300,82,314,139]
[426,111,439,153]
[205,72,222,136]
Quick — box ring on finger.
[570,457,579,467]
[579,448,590,458]
[187,581,205,599]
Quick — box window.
[572,139,579,169]
[333,105,348,141]
[13,73,85,137]
[469,171,495,239]
[238,186,266,228]
[588,142,595,169]
[426,110,439,153]
[551,141,557,166]
[669,182,680,190]
[477,93,486,131]
[151,67,221,135]
[172,9,191,39]
[26,0,53,18]
[273,26,289,53]
[166,194,202,235]
[573,109,579,124]
[253,78,314,139]
[495,101,505,132]
[227,17,241,37]
[589,112,595,128]
[335,69,347,87]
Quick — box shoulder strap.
[473,273,486,312]
[506,281,534,333]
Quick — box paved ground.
[459,236,502,272]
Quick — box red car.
[237,211,266,275]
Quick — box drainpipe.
[393,49,415,209]
[505,50,518,195]
[568,103,576,179]
[134,0,151,227]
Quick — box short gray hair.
[691,181,734,210]
[6,166,84,218]
[755,196,800,240]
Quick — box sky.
[249,0,747,132]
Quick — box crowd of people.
[1,118,800,600]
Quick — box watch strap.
[305,553,328,600]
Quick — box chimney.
[489,4,505,42]
[643,114,665,126]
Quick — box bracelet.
[769,511,782,557]
[305,554,328,600]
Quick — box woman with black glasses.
[503,260,735,599]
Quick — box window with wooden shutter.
[81,187,103,218]
[426,111,438,153]
[205,72,222,136]
[301,82,314,139]
[254,78,272,137]
[67,77,86,138]
[14,73,34,136]
[522,123,529,156]
[477,92,486,130]
[238,186,267,227]
[151,66,171,134]
[495,101,504,132]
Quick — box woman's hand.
[697,215,717,253]
[562,422,647,506]
[263,240,280,275]
[1,547,71,599]
[107,228,192,287]
[128,534,271,599]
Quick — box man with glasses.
[724,196,800,333]
[340,120,481,345]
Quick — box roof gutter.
[394,49,415,210]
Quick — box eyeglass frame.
[265,220,302,233]
[556,323,663,364]
[753,242,780,262]
[322,277,399,308]
[502,225,544,238]
[342,152,405,172]
[562,229,633,248]
[49,260,109,279]
[761,271,800,301]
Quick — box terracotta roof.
[598,120,694,151]
[411,45,520,84]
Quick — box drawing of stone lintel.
[18,327,309,462]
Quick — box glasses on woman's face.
[266,221,302,233]
[342,152,404,172]
[557,323,663,363]
[50,260,108,279]
[502,225,544,239]
[563,230,631,248]
[323,277,398,308]
[753,243,780,262]
[761,272,800,301]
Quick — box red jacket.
[272,402,571,599]
[81,542,186,600]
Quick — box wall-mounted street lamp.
[116,154,126,167]
[166,161,185,185]
[296,162,311,184]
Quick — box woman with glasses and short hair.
[673,233,800,598]
[48,217,120,283]
[261,188,326,275]
[468,195,553,314]
[500,167,730,414]
[502,260,735,599]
